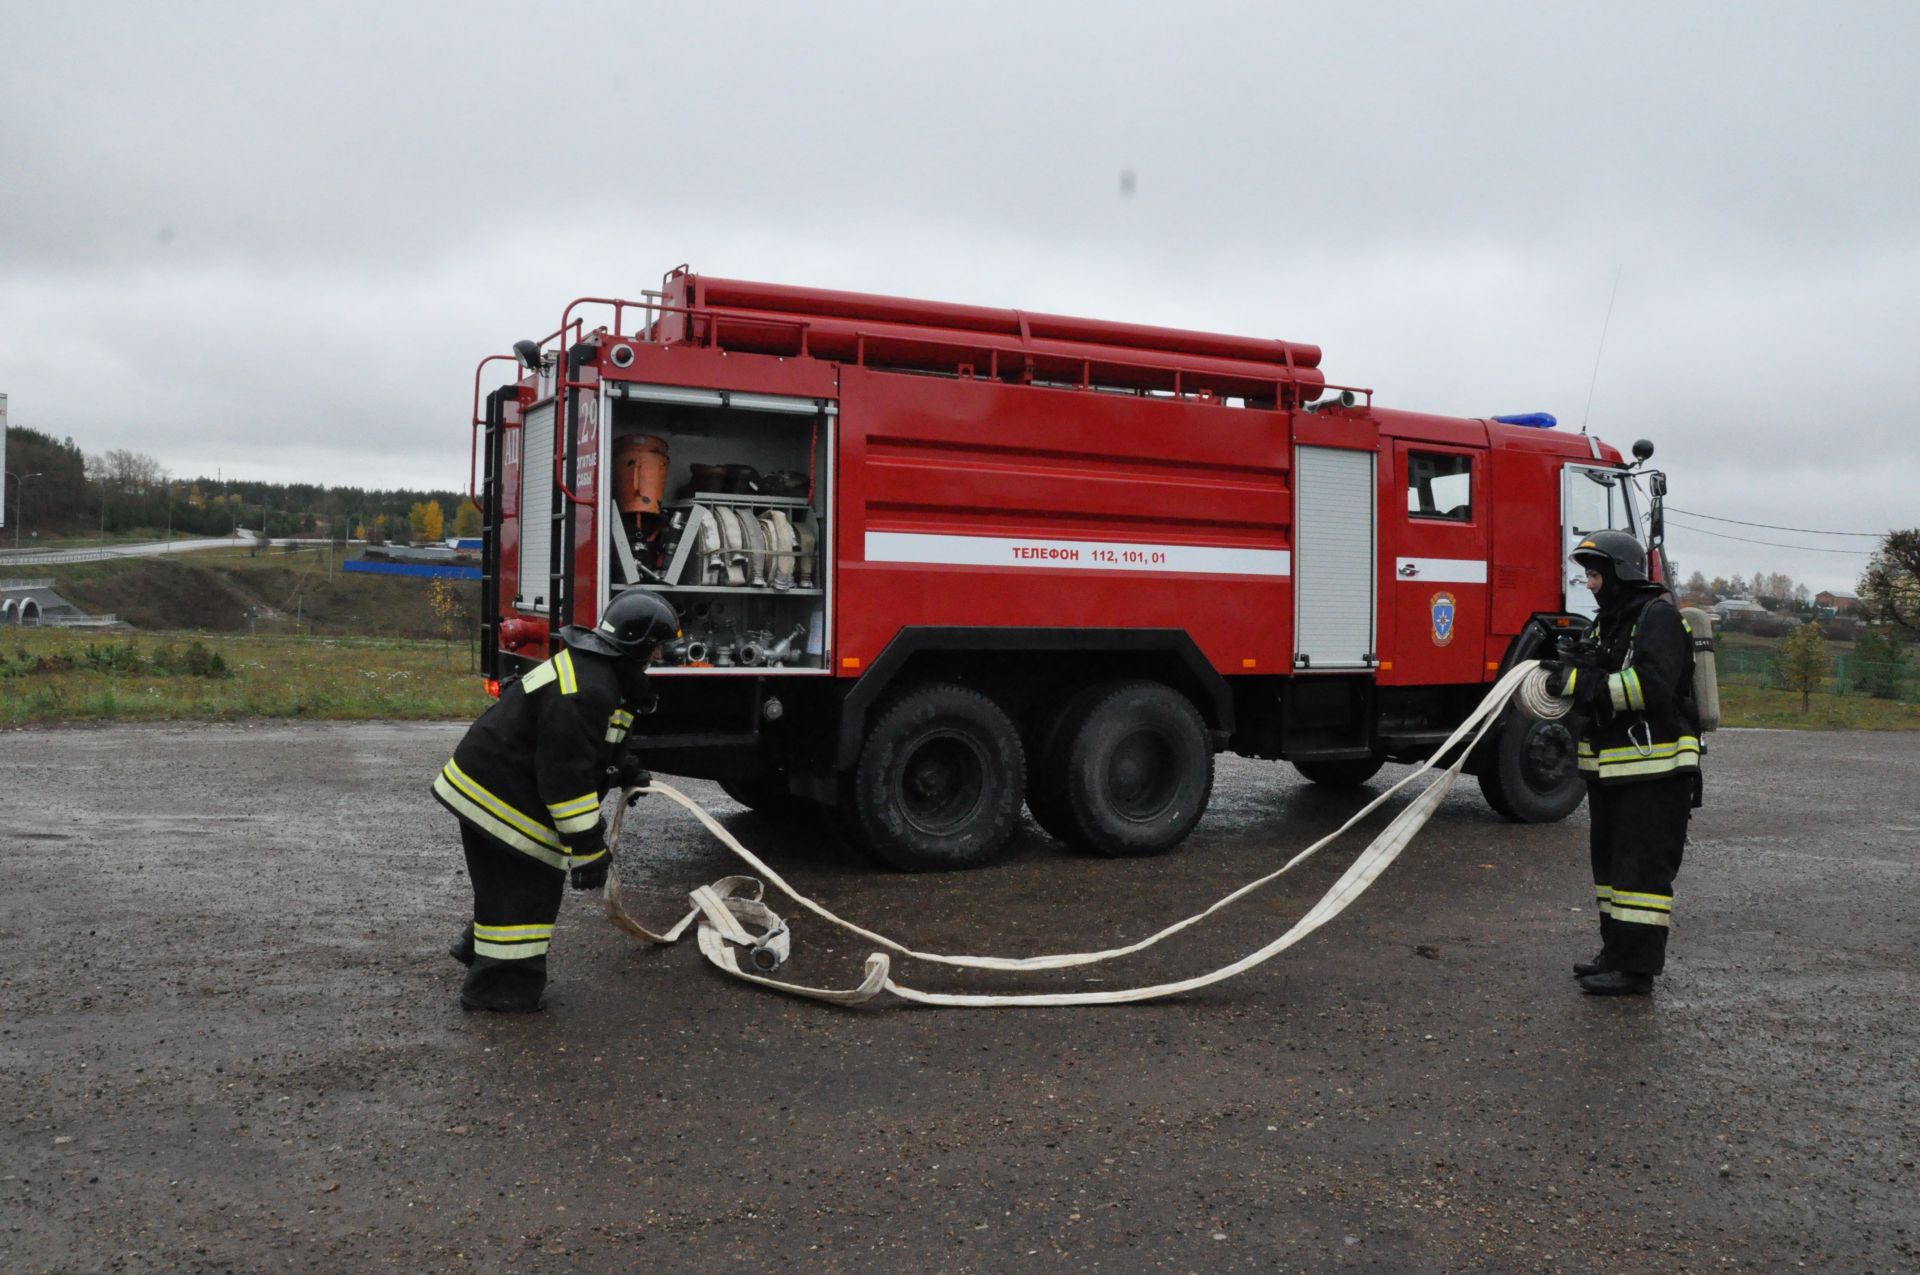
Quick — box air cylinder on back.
[1682,607,1721,732]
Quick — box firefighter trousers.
[1587,774,1692,976]
[458,820,565,1011]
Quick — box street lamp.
[5,470,43,552]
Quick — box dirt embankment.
[50,554,478,639]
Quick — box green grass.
[1719,683,1920,731]
[0,628,491,724]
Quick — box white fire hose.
[602,660,1563,1008]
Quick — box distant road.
[0,534,255,567]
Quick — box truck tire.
[1291,756,1385,788]
[1477,714,1585,823]
[850,683,1026,872]
[1024,686,1107,844]
[1058,681,1213,858]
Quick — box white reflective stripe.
[433,773,570,870]
[1394,557,1487,584]
[604,726,629,743]
[1623,667,1646,711]
[441,761,565,849]
[865,531,1290,577]
[1609,672,1631,711]
[569,845,608,866]
[475,937,551,959]
[554,810,600,835]
[1582,749,1701,778]
[1605,903,1672,928]
[547,792,600,819]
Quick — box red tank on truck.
[464,268,1675,871]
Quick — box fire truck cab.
[471,270,1660,871]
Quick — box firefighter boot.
[460,949,549,1013]
[1578,969,1653,996]
[1572,950,1611,978]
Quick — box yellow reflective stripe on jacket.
[1577,735,1702,762]
[547,792,599,819]
[1564,668,1579,696]
[547,790,601,836]
[605,706,635,744]
[1595,884,1613,905]
[555,649,578,695]
[1607,668,1645,712]
[473,923,554,959]
[434,768,572,871]
[440,760,565,849]
[568,845,608,867]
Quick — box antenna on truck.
[1580,265,1623,435]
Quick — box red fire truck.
[469,269,1668,870]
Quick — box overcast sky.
[3,1,1913,591]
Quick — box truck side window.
[1407,452,1472,521]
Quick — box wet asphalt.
[1,723,1915,1274]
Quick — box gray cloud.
[3,0,1915,591]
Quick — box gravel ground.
[1,723,1915,1273]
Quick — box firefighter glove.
[569,846,612,891]
[611,753,652,794]
[1541,659,1575,698]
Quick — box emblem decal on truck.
[1430,591,1457,646]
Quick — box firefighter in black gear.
[1544,530,1701,996]
[433,589,678,1012]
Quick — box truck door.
[1560,463,1637,620]
[1385,441,1488,685]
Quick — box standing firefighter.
[432,590,677,1012]
[1546,531,1702,996]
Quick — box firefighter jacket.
[1566,590,1702,786]
[431,647,646,871]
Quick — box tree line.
[3,426,478,543]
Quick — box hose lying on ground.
[602,660,1559,1008]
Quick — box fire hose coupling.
[750,923,791,972]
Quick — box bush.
[1852,628,1908,699]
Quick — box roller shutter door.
[1293,446,1376,670]
[515,402,555,612]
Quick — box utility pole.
[5,471,42,552]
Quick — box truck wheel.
[1024,686,1107,844]
[851,683,1026,872]
[1477,715,1585,823]
[1291,756,1385,788]
[1059,681,1213,857]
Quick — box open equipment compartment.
[600,382,833,675]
